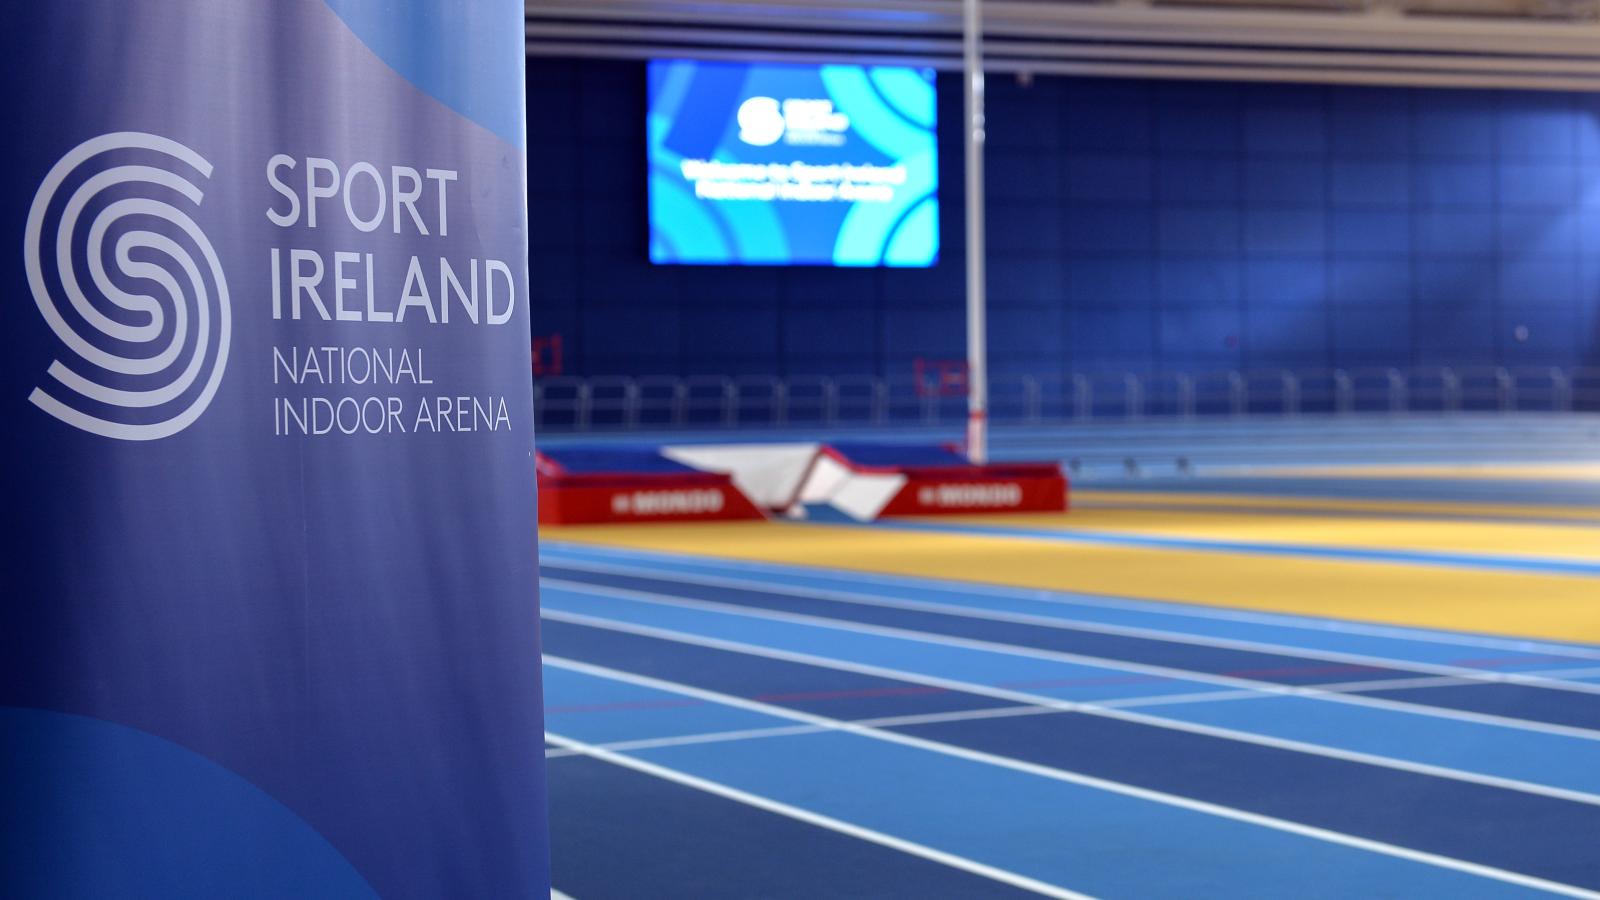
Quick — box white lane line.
[544,558,1600,696]
[551,891,577,900]
[544,733,1094,899]
[546,723,821,760]
[543,579,1600,745]
[541,542,1600,660]
[541,603,1600,809]
[547,657,1481,731]
[1530,666,1600,681]
[544,703,1064,760]
[545,656,1600,900]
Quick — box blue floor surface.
[540,418,1600,898]
[542,548,1600,898]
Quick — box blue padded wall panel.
[1415,162,1496,207]
[530,194,579,249]
[1500,164,1581,208]
[786,307,878,365]
[1329,210,1412,255]
[1066,155,1155,203]
[1582,208,1600,249]
[882,268,963,307]
[1160,209,1241,254]
[1069,259,1155,306]
[677,270,783,307]
[883,307,964,361]
[1246,160,1326,206]
[1334,306,1412,350]
[530,61,1600,380]
[1248,309,1328,353]
[1157,107,1241,154]
[579,146,641,198]
[1500,261,1579,307]
[989,150,1063,200]
[991,258,1065,306]
[1244,100,1328,156]
[1331,162,1411,207]
[989,204,1063,253]
[1498,211,1581,258]
[1065,82,1153,151]
[528,142,578,195]
[1416,259,1497,306]
[578,201,638,251]
[583,306,680,358]
[1330,92,1411,157]
[1158,99,1241,153]
[1414,311,1496,365]
[580,259,663,303]
[1245,210,1327,255]
[530,253,579,302]
[577,65,642,140]
[1066,208,1155,253]
[698,358,793,377]
[1578,100,1600,160]
[1502,307,1580,364]
[1159,259,1243,307]
[1331,260,1413,307]
[1159,310,1244,362]
[1414,93,1497,158]
[989,78,1063,150]
[1068,308,1156,361]
[1245,260,1328,306]
[1496,95,1577,160]
[1160,158,1241,204]
[991,305,1065,361]
[785,270,880,308]
[681,307,780,359]
[1416,211,1496,255]
[784,355,881,377]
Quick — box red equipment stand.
[808,444,1069,519]
[880,462,1069,516]
[536,451,766,525]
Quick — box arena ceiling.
[526,0,1600,91]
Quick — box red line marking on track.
[1219,662,1392,681]
[752,684,951,703]
[1446,654,1588,670]
[546,699,708,715]
[996,674,1167,691]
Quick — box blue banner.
[0,2,547,897]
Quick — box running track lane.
[543,654,1596,897]
[541,565,1600,731]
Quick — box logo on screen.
[779,99,850,147]
[737,96,851,148]
[737,97,786,146]
[24,132,231,440]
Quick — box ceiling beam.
[527,0,1600,90]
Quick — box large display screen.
[647,59,939,267]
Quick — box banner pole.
[963,0,989,464]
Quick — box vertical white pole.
[962,0,989,464]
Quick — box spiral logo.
[24,132,230,440]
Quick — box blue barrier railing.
[533,365,1600,432]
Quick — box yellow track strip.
[933,508,1600,563]
[1073,490,1600,524]
[544,521,1600,644]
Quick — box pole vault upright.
[962,0,989,463]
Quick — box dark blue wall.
[528,58,1600,379]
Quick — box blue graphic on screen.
[648,59,939,267]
